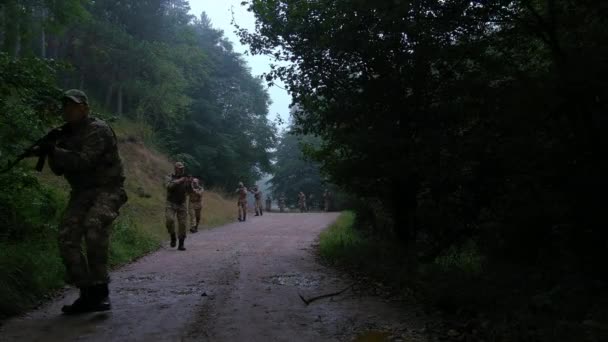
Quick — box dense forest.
[238,0,608,340]
[1,0,277,188]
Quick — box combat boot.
[260,209,263,216]
[61,287,91,315]
[243,212,247,222]
[178,237,186,251]
[88,284,111,312]
[170,233,177,247]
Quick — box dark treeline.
[1,0,276,188]
[239,0,608,339]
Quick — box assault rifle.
[1,125,69,173]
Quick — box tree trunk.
[117,85,124,115]
[105,83,114,109]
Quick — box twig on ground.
[298,283,355,305]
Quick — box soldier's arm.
[48,152,64,176]
[165,175,184,189]
[50,125,113,172]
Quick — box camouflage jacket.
[236,186,248,202]
[189,186,204,203]
[49,117,124,190]
[165,174,192,205]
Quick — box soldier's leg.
[177,206,187,251]
[58,192,93,288]
[83,189,126,289]
[189,205,196,228]
[195,208,201,227]
[166,206,177,247]
[59,191,98,314]
[177,206,187,239]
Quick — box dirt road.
[0,213,429,341]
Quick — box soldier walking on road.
[266,195,272,212]
[46,89,127,314]
[189,178,204,233]
[279,194,286,212]
[298,192,307,212]
[165,162,191,251]
[249,185,263,216]
[236,182,248,222]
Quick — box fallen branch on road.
[298,283,355,305]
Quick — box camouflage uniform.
[236,184,248,221]
[165,173,191,239]
[323,190,332,212]
[49,116,127,288]
[189,184,204,229]
[250,187,263,216]
[298,192,307,212]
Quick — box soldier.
[298,192,307,212]
[249,185,263,216]
[308,193,315,212]
[278,194,286,212]
[165,162,191,251]
[189,178,204,233]
[235,182,248,221]
[265,195,272,212]
[45,89,127,314]
[323,189,332,212]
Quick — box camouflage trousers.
[254,198,263,214]
[238,200,247,219]
[59,187,127,288]
[166,202,187,238]
[189,202,202,227]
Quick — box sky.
[188,0,292,127]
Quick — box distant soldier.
[265,195,272,212]
[279,194,286,212]
[189,178,204,233]
[235,182,248,221]
[308,194,315,212]
[249,185,263,216]
[165,162,191,251]
[323,189,332,212]
[298,192,307,212]
[46,89,127,314]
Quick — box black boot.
[178,237,186,251]
[61,287,91,314]
[243,213,247,222]
[260,209,263,216]
[170,233,177,247]
[88,284,111,312]
[189,226,197,233]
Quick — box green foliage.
[108,215,160,267]
[242,1,608,339]
[318,211,359,260]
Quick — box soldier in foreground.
[266,195,272,212]
[236,182,248,221]
[189,178,204,233]
[165,162,191,250]
[45,89,127,314]
[249,185,263,216]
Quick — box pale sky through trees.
[188,0,291,127]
